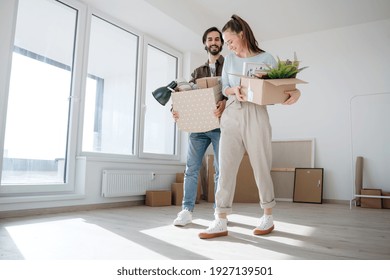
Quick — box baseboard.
[0,200,144,219]
[322,199,349,205]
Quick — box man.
[173,27,225,226]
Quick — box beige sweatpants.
[215,98,276,215]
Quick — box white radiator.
[101,170,176,197]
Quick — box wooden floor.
[1,201,389,260]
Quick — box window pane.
[1,0,77,184]
[82,16,138,155]
[143,45,177,155]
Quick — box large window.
[82,15,139,155]
[142,44,179,156]
[0,0,183,197]
[1,0,77,185]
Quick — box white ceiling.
[82,0,390,55]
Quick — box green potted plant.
[256,52,308,79]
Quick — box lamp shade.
[152,81,177,106]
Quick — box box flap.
[230,73,307,86]
[196,76,221,89]
[265,78,307,86]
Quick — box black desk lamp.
[152,81,177,106]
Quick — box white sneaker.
[253,215,274,235]
[198,218,228,239]
[214,213,229,225]
[173,209,192,226]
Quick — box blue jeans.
[182,128,220,212]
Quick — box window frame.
[77,10,142,159]
[0,0,18,186]
[138,36,182,161]
[0,0,87,195]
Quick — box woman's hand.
[283,89,301,105]
[214,99,226,118]
[226,86,244,101]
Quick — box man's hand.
[214,99,226,118]
[172,110,179,122]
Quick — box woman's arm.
[283,89,301,105]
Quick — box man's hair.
[202,26,224,45]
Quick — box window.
[82,15,139,155]
[142,44,179,157]
[0,0,183,199]
[1,0,78,185]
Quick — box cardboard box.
[145,190,171,207]
[171,182,183,206]
[171,84,223,133]
[237,75,307,105]
[176,172,184,183]
[361,189,382,209]
[382,191,390,209]
[196,176,202,203]
[196,76,221,89]
[234,154,260,203]
[202,154,215,202]
[171,174,202,205]
[203,154,259,203]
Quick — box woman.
[199,14,301,239]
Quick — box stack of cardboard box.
[171,172,202,206]
[355,157,389,209]
[360,188,390,209]
[382,191,390,209]
[171,173,184,206]
[202,154,260,203]
[360,189,382,208]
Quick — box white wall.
[262,19,390,201]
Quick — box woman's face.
[223,30,244,55]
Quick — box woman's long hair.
[222,14,264,54]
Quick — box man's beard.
[207,45,222,55]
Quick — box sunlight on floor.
[141,214,317,260]
[228,214,316,246]
[5,218,169,260]
[5,213,317,260]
